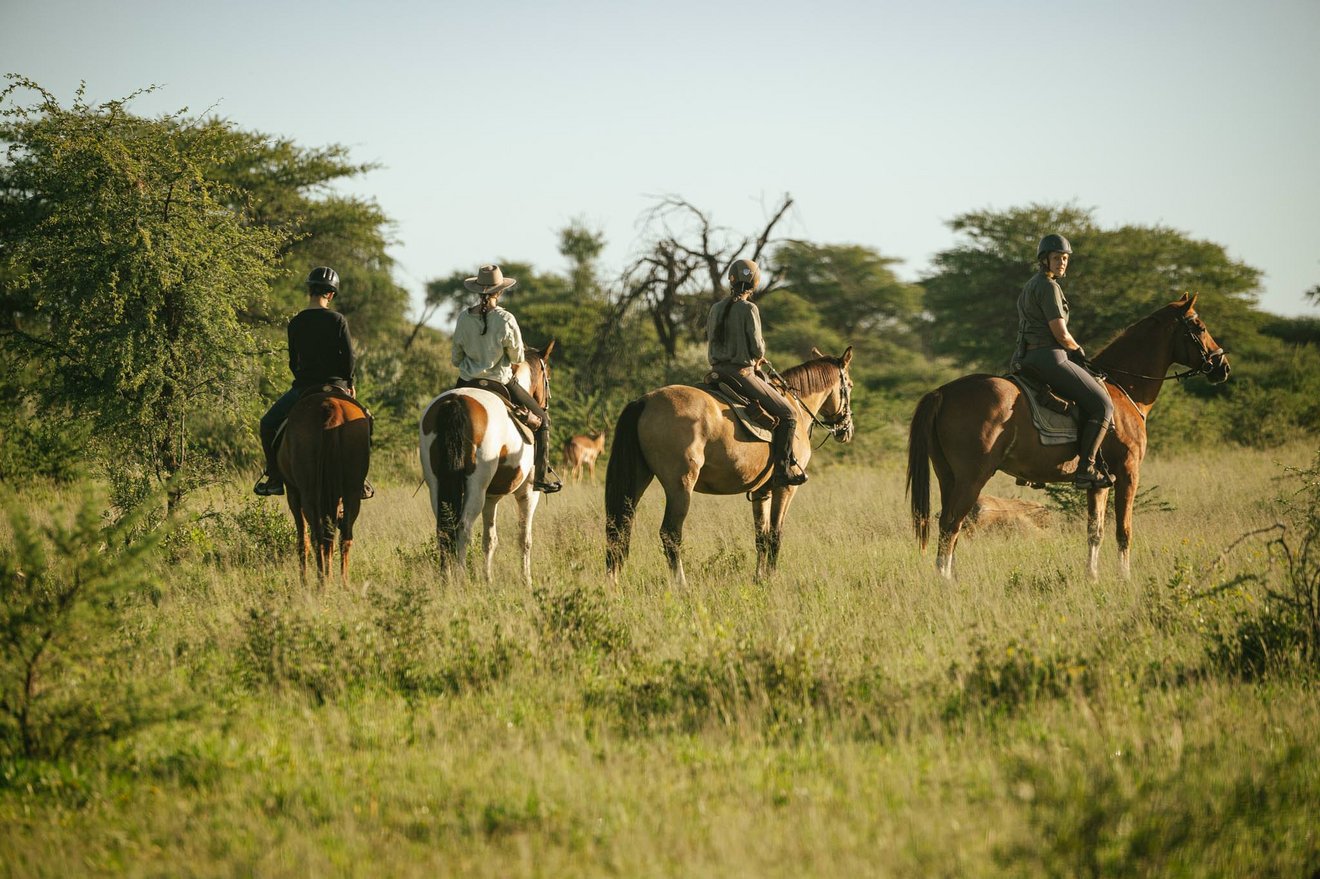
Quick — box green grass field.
[3,441,1318,877]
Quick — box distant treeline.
[2,78,1317,503]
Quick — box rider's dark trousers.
[1022,347,1114,426]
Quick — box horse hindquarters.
[423,396,476,565]
[605,398,654,575]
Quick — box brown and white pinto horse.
[419,344,554,584]
[563,429,607,482]
[606,347,854,585]
[907,294,1230,580]
[277,391,371,583]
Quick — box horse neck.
[1095,318,1176,409]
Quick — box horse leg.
[1086,487,1111,580]
[514,482,540,586]
[287,490,308,582]
[751,489,772,580]
[339,497,360,587]
[454,484,486,582]
[934,465,994,580]
[766,486,800,575]
[658,473,696,589]
[1113,471,1138,579]
[480,495,500,583]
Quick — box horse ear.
[1186,292,1199,309]
[810,346,824,358]
[840,346,853,368]
[543,339,556,360]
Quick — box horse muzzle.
[1208,352,1231,384]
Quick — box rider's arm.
[746,302,766,364]
[504,313,526,365]
[339,315,357,389]
[1048,318,1082,352]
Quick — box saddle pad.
[1005,375,1079,446]
[695,383,773,444]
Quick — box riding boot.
[770,424,807,487]
[1074,418,1114,489]
[532,424,562,494]
[253,422,285,496]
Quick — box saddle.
[1005,368,1080,447]
[699,372,776,444]
[273,384,374,455]
[455,379,540,443]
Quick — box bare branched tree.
[613,193,794,360]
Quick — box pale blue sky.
[4,0,1318,318]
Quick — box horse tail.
[605,397,652,575]
[429,395,475,558]
[907,389,942,551]
[317,398,347,567]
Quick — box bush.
[0,489,167,759]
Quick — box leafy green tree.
[922,204,1261,370]
[0,78,283,503]
[769,241,922,342]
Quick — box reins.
[1094,313,1225,382]
[763,360,852,446]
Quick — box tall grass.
[1,442,1317,877]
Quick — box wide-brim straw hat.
[464,264,518,295]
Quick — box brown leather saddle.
[455,379,541,441]
[1008,364,1074,416]
[699,372,776,443]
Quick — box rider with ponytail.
[1013,235,1115,488]
[707,258,806,487]
[451,264,561,494]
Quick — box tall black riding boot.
[1074,418,1114,489]
[770,424,807,487]
[253,422,284,496]
[532,424,562,494]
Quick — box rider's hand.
[1067,346,1088,366]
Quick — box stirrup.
[1073,466,1114,490]
[254,478,284,497]
[534,479,563,494]
[772,465,808,487]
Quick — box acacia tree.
[0,78,283,506]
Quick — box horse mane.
[780,357,841,394]
[1093,302,1180,364]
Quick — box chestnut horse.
[606,347,854,585]
[278,391,371,583]
[907,294,1229,580]
[563,429,607,482]
[419,344,554,584]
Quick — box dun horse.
[563,429,607,482]
[419,344,554,584]
[907,294,1229,579]
[606,347,854,585]
[278,390,371,582]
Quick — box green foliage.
[0,489,166,759]
[770,240,923,342]
[945,636,1095,719]
[1000,742,1318,877]
[0,78,283,498]
[1203,451,1320,677]
[533,584,629,657]
[922,203,1260,371]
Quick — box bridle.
[766,361,853,445]
[1099,312,1227,382]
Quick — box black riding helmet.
[306,266,340,294]
[1036,234,1073,260]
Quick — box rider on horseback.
[255,266,372,498]
[1012,235,1115,489]
[451,264,562,494]
[706,258,807,487]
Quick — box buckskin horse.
[419,344,554,584]
[278,389,372,583]
[606,346,854,585]
[907,294,1229,580]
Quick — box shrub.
[0,489,166,759]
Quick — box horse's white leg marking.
[515,480,539,586]
[1086,487,1109,581]
[481,494,500,583]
